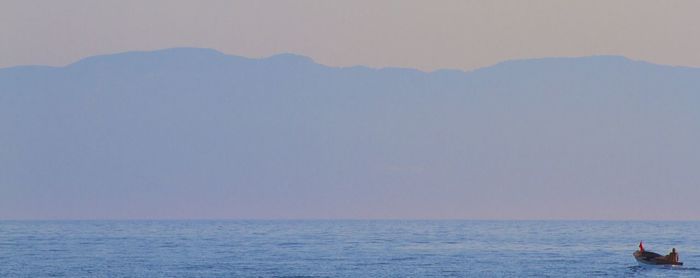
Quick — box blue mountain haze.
[1,48,699,219]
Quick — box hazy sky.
[3,1,700,220]
[2,0,700,71]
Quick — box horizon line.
[2,218,699,222]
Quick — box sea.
[1,220,699,277]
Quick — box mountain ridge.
[1,47,699,220]
[3,47,699,75]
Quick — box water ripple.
[1,220,700,277]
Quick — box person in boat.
[637,241,654,259]
[639,241,645,253]
[668,248,679,263]
[634,242,683,265]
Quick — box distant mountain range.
[2,48,699,220]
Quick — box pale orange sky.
[2,0,699,71]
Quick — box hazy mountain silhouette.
[2,48,699,219]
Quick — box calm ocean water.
[1,220,699,277]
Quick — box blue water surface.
[1,220,699,277]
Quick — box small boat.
[633,250,683,266]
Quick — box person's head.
[673,248,676,252]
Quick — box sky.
[2,0,700,71]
